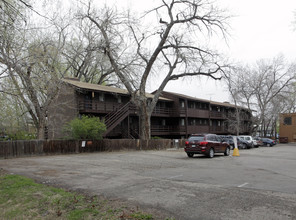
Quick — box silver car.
[239,136,254,148]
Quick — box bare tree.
[224,66,243,135]
[63,17,121,86]
[0,1,71,139]
[224,56,296,137]
[79,0,230,140]
[0,0,32,25]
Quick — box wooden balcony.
[209,126,227,134]
[79,100,177,116]
[210,111,226,119]
[151,125,186,135]
[79,100,122,114]
[187,125,209,134]
[152,107,175,117]
[187,109,209,118]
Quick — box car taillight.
[185,141,189,146]
[199,141,208,146]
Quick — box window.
[218,121,221,126]
[117,96,122,103]
[180,100,185,108]
[162,119,166,126]
[284,117,292,125]
[99,93,105,101]
[181,118,185,126]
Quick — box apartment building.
[47,78,252,139]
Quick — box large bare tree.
[80,0,230,140]
[0,1,71,139]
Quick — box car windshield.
[188,136,204,142]
[245,137,251,140]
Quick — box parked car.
[252,137,263,147]
[261,138,276,147]
[184,134,230,158]
[221,135,234,147]
[239,136,254,149]
[221,136,240,149]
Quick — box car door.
[213,135,222,152]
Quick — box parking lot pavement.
[1,144,296,219]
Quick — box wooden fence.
[0,139,185,159]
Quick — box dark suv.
[184,134,231,158]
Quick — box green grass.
[0,174,164,219]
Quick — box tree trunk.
[138,103,151,140]
[36,119,45,140]
[235,108,240,136]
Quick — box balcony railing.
[152,107,175,116]
[187,125,209,134]
[79,100,178,116]
[79,100,122,113]
[151,125,186,134]
[187,109,209,118]
[209,126,225,133]
[210,111,226,118]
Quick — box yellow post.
[232,136,240,156]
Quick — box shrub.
[64,116,106,140]
[1,131,36,141]
[151,136,162,139]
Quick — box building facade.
[47,78,252,139]
[279,113,296,142]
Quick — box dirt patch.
[33,169,60,177]
[0,168,7,176]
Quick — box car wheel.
[208,148,214,158]
[224,147,230,156]
[267,143,271,147]
[187,153,194,158]
[243,144,247,149]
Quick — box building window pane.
[284,117,292,125]
[180,100,185,108]
[99,93,105,101]
[181,119,185,126]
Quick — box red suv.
[184,134,230,158]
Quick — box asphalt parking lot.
[1,144,296,219]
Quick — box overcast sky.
[165,0,296,102]
[104,0,296,102]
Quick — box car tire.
[267,143,271,147]
[243,144,247,149]
[224,147,230,156]
[208,148,214,158]
[187,153,194,158]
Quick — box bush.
[151,136,162,139]
[1,131,36,141]
[64,116,106,140]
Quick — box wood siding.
[47,80,252,139]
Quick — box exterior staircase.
[103,102,136,136]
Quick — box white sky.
[163,0,296,102]
[104,0,296,102]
